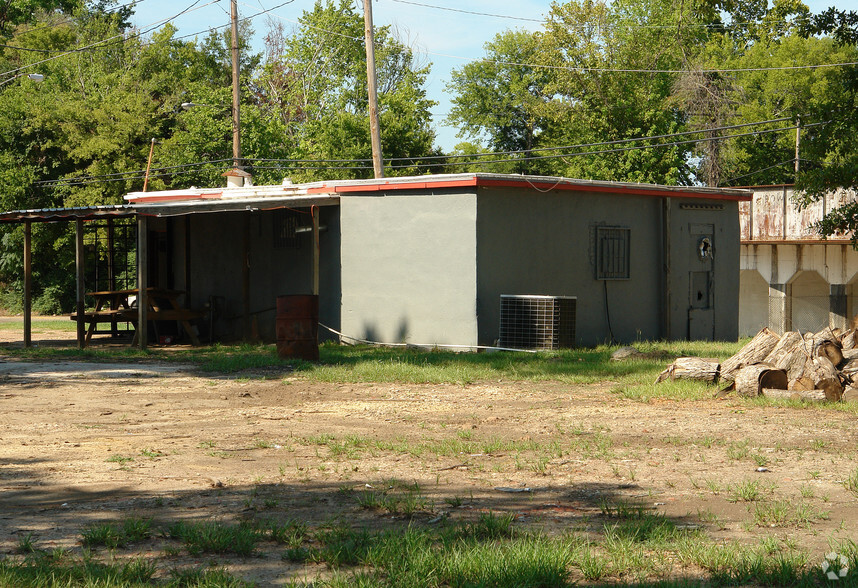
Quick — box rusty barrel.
[276,295,319,361]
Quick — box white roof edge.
[124,172,751,204]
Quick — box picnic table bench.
[71,288,203,346]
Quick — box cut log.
[720,327,781,383]
[788,376,815,391]
[815,338,844,367]
[842,387,858,403]
[734,365,788,397]
[762,331,809,381]
[654,357,720,384]
[842,329,857,351]
[803,356,843,401]
[762,388,828,402]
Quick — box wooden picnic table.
[71,287,203,346]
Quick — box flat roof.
[124,173,752,209]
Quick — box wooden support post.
[75,219,85,348]
[242,214,250,340]
[23,221,31,348]
[137,215,148,349]
[312,206,320,296]
[184,216,191,308]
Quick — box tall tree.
[256,0,438,180]
[445,29,552,174]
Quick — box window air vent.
[499,295,576,350]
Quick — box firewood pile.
[656,327,858,402]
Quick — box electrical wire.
[319,322,539,353]
[171,0,300,43]
[386,0,813,31]
[721,158,799,185]
[34,119,830,188]
[386,0,544,23]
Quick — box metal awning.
[0,205,135,223]
[129,194,340,217]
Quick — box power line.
[236,0,856,75]
[386,0,544,23]
[37,119,827,188]
[386,0,812,31]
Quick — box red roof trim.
[307,177,751,201]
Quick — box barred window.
[273,210,300,249]
[595,226,630,280]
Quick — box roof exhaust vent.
[222,167,252,188]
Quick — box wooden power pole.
[362,0,384,178]
[231,0,241,170]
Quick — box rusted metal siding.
[741,186,858,243]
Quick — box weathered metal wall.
[740,186,857,241]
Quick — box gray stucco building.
[124,173,749,348]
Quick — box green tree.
[256,0,438,180]
[445,29,552,174]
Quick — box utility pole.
[231,0,241,170]
[795,115,801,178]
[362,0,384,178]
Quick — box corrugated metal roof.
[0,204,135,223]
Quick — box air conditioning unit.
[499,295,576,350]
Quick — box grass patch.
[751,500,829,528]
[166,521,262,556]
[81,518,152,549]
[0,556,157,586]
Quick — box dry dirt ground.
[1,320,858,585]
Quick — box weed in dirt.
[454,512,516,541]
[752,500,829,528]
[808,469,821,480]
[599,499,648,519]
[311,524,374,567]
[704,478,721,494]
[106,454,133,465]
[800,484,815,499]
[207,450,234,459]
[445,495,464,508]
[168,566,250,587]
[198,440,216,449]
[356,487,427,516]
[843,467,858,495]
[697,508,725,530]
[0,557,157,585]
[14,533,37,554]
[578,547,608,581]
[727,440,750,461]
[265,519,308,547]
[751,453,769,467]
[81,517,151,549]
[166,521,261,556]
[728,480,762,502]
[140,448,164,458]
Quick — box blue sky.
[131,0,840,153]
